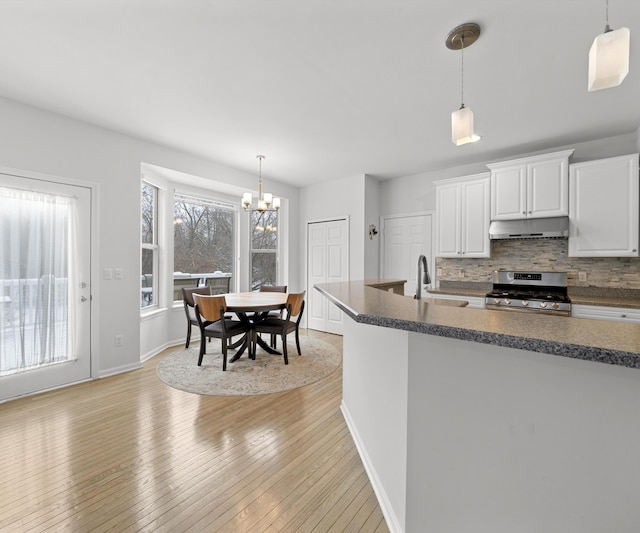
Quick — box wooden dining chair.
[182,286,211,348]
[252,291,305,365]
[258,284,287,347]
[193,294,247,370]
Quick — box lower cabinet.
[572,304,640,323]
[428,293,486,309]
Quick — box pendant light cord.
[460,35,465,108]
[604,0,611,32]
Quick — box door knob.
[80,296,87,302]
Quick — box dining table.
[224,291,288,362]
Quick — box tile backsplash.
[435,239,640,289]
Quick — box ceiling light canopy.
[446,23,481,146]
[242,155,280,213]
[588,0,630,91]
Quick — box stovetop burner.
[485,271,571,315]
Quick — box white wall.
[0,96,299,375]
[299,173,367,281]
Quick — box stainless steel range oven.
[485,271,571,316]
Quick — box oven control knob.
[552,302,559,310]
[540,301,548,308]
[505,298,511,305]
[522,300,529,307]
[493,298,501,305]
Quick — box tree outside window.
[173,194,235,299]
[141,182,158,308]
[251,209,278,290]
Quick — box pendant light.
[446,23,481,146]
[588,0,630,91]
[241,155,280,212]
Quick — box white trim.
[98,361,143,379]
[0,165,100,386]
[341,401,403,533]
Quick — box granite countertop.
[315,280,640,369]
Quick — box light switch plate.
[114,268,124,280]
[103,268,112,280]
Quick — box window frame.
[172,191,238,301]
[249,208,280,291]
[141,180,159,310]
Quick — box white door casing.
[0,173,91,402]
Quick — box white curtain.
[0,186,78,376]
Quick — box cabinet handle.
[522,211,526,215]
[621,314,627,318]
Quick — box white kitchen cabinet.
[569,153,639,257]
[572,304,640,323]
[428,293,486,309]
[488,149,574,220]
[435,173,490,258]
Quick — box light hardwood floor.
[0,329,389,532]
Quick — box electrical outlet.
[115,335,124,346]
[578,271,587,282]
[436,268,443,277]
[459,269,464,278]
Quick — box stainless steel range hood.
[489,216,569,240]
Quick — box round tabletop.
[224,292,287,313]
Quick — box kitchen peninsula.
[315,280,640,533]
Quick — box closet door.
[307,218,349,334]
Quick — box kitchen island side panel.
[406,332,640,533]
[342,318,409,533]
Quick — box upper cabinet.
[569,153,639,257]
[435,173,491,258]
[487,149,574,220]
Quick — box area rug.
[157,336,341,396]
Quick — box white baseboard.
[98,361,142,378]
[340,401,404,533]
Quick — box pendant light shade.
[451,105,481,146]
[588,26,630,91]
[446,23,481,146]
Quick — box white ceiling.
[0,1,638,187]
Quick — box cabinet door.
[572,304,640,323]
[460,177,490,257]
[435,183,460,257]
[569,154,639,257]
[527,157,569,218]
[490,165,526,220]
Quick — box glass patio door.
[0,173,91,402]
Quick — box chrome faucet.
[414,254,432,300]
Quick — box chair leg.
[222,337,227,371]
[282,334,289,365]
[295,328,302,355]
[198,333,206,366]
[270,333,277,349]
[185,322,192,349]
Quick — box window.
[251,209,278,290]
[173,193,236,300]
[141,181,158,308]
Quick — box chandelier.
[242,155,280,212]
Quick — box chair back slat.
[193,294,226,323]
[182,286,211,307]
[286,291,305,318]
[259,285,287,293]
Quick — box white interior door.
[307,218,348,334]
[381,214,433,296]
[0,173,91,402]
